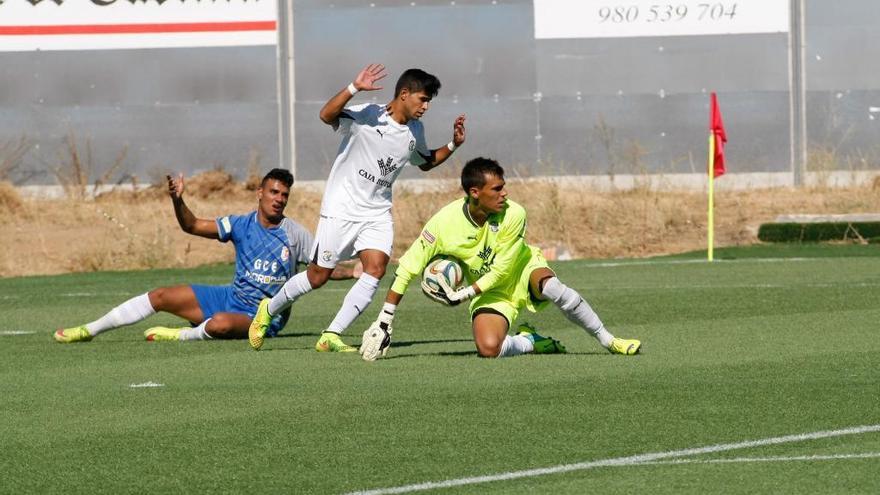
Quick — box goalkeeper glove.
[360,308,394,362]
[437,277,477,306]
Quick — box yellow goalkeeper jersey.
[391,197,533,296]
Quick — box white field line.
[1,288,355,301]
[635,452,880,466]
[59,292,131,297]
[585,257,814,268]
[129,382,164,388]
[590,282,880,291]
[0,330,35,335]
[345,424,880,495]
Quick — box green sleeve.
[391,222,441,295]
[474,206,527,293]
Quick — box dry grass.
[0,136,34,185]
[0,181,24,214]
[2,175,879,278]
[45,133,129,200]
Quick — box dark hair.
[394,68,441,98]
[261,168,294,188]
[461,157,505,193]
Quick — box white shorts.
[310,216,394,268]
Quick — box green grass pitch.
[1,244,878,494]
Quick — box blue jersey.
[216,212,313,309]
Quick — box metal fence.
[1,0,878,186]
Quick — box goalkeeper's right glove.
[360,310,393,362]
[437,276,476,306]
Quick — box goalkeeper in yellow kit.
[359,157,641,361]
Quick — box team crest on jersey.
[421,230,436,244]
[377,157,398,176]
[281,246,289,262]
[321,250,333,262]
[489,221,499,233]
[408,139,416,151]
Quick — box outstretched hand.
[167,173,185,200]
[452,114,466,146]
[353,63,387,92]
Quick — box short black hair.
[394,68,441,98]
[261,168,294,188]
[461,157,504,193]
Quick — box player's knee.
[306,266,332,288]
[475,338,503,358]
[148,288,169,310]
[362,263,386,279]
[204,315,233,337]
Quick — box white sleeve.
[336,103,374,135]
[282,219,314,266]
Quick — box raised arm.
[167,174,219,239]
[319,63,387,127]
[418,114,466,171]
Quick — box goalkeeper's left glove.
[360,309,394,362]
[437,277,477,306]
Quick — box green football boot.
[54,326,92,343]
[144,327,183,342]
[315,331,358,353]
[517,323,567,354]
[248,298,272,351]
[608,337,641,356]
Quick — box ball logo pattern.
[421,257,464,303]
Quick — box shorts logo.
[421,230,436,244]
[281,246,289,262]
[489,221,499,233]
[408,140,416,151]
[321,250,333,262]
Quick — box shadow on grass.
[380,348,614,359]
[391,338,474,348]
[237,336,628,358]
[274,332,321,338]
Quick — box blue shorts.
[191,285,288,337]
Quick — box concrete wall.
[1,0,878,186]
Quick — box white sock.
[541,277,614,348]
[498,334,534,357]
[85,293,156,336]
[269,271,313,315]
[178,319,212,341]
[326,273,380,333]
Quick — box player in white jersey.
[248,64,466,352]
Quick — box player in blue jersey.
[53,169,357,343]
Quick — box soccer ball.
[421,257,464,303]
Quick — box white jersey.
[320,103,430,221]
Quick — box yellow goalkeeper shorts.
[469,245,551,327]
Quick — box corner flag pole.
[707,92,726,262]
[707,132,716,262]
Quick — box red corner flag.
[709,92,727,178]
